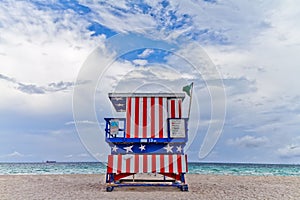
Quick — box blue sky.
[1,0,300,164]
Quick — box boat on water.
[45,160,56,163]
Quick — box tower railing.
[104,118,189,144]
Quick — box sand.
[1,174,300,200]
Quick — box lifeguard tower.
[104,92,190,192]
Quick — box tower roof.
[108,92,185,112]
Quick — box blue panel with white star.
[109,143,186,154]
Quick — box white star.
[176,145,182,153]
[113,97,123,101]
[123,145,134,153]
[139,144,146,151]
[164,143,174,153]
[111,145,118,152]
[116,103,124,107]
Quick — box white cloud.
[77,153,90,157]
[199,1,300,152]
[6,151,24,157]
[277,145,300,158]
[132,59,148,66]
[0,1,102,84]
[65,120,98,126]
[48,129,73,135]
[227,135,269,148]
[65,153,91,159]
[138,49,154,58]
[110,64,193,93]
[175,1,276,44]
[65,154,73,158]
[0,1,105,115]
[0,73,74,94]
[0,151,32,158]
[80,1,156,34]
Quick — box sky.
[1,0,300,164]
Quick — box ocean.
[0,162,299,176]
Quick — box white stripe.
[130,155,135,173]
[147,155,152,173]
[175,99,179,118]
[113,155,118,173]
[162,98,168,138]
[146,97,151,138]
[177,99,181,118]
[168,99,171,118]
[174,99,177,117]
[154,98,159,137]
[130,98,135,138]
[121,156,127,173]
[172,155,178,173]
[156,155,160,172]
[139,155,143,173]
[164,155,169,173]
[181,155,186,172]
[138,97,143,138]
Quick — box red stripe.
[169,154,173,173]
[143,155,148,173]
[150,97,155,138]
[134,155,139,173]
[171,100,175,118]
[142,97,147,138]
[185,154,188,172]
[117,154,122,173]
[178,100,182,118]
[107,155,113,173]
[152,155,156,173]
[126,98,131,138]
[134,97,139,138]
[126,157,131,173]
[158,97,163,138]
[160,155,165,173]
[177,154,182,173]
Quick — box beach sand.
[1,174,300,200]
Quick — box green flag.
[182,82,193,97]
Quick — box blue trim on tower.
[104,118,189,144]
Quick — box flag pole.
[187,82,193,119]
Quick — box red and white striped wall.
[125,97,182,138]
[126,97,167,138]
[168,99,182,118]
[107,154,188,174]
